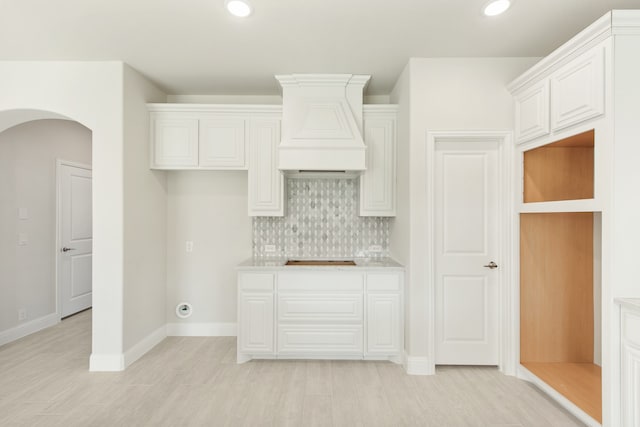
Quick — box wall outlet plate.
[18,308,27,321]
[185,241,194,253]
[369,245,383,252]
[264,244,276,253]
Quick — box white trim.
[166,322,237,336]
[425,130,516,375]
[123,325,167,368]
[0,313,59,347]
[404,353,433,375]
[55,159,92,321]
[518,365,602,427]
[363,105,399,115]
[89,353,124,372]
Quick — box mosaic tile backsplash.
[253,178,390,258]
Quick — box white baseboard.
[166,322,237,336]
[517,365,601,427]
[0,313,59,347]
[123,325,167,368]
[89,353,125,372]
[404,352,435,375]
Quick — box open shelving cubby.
[523,129,594,203]
[519,129,602,424]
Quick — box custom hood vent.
[275,74,371,172]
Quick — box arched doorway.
[0,112,93,348]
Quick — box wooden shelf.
[519,198,600,214]
[523,130,594,203]
[522,362,602,423]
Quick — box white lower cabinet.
[621,307,640,427]
[367,293,401,355]
[237,269,403,363]
[237,273,275,358]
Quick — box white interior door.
[58,162,92,318]
[434,141,499,365]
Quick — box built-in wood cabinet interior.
[520,211,601,423]
[523,130,594,203]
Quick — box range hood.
[275,74,371,172]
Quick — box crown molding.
[508,12,612,94]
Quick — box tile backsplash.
[253,178,390,258]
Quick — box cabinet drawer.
[278,272,363,292]
[239,273,274,292]
[278,294,363,323]
[277,324,363,354]
[367,273,401,291]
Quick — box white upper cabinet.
[360,106,397,216]
[514,80,550,144]
[248,118,284,216]
[148,105,281,170]
[551,47,605,132]
[199,117,246,169]
[513,45,605,145]
[152,118,199,168]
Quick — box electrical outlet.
[18,233,28,246]
[18,208,28,220]
[264,244,276,253]
[18,308,27,321]
[369,245,383,252]
[185,241,194,253]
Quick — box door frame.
[425,130,517,375]
[55,159,92,320]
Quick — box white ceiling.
[2,0,640,95]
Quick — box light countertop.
[237,257,404,270]
[616,298,640,311]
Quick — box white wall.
[389,64,412,358]
[166,171,252,333]
[122,65,168,355]
[0,119,91,339]
[0,61,125,370]
[391,57,539,368]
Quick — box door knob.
[483,261,498,269]
[61,247,76,252]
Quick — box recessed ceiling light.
[225,0,252,17]
[483,0,511,16]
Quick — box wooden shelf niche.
[523,130,594,203]
[520,212,602,423]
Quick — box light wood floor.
[0,310,585,427]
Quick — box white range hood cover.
[276,74,371,171]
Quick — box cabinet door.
[248,118,284,216]
[152,118,198,168]
[621,342,640,427]
[366,293,401,355]
[515,80,550,144]
[199,117,246,169]
[360,115,396,216]
[622,309,640,427]
[551,47,604,132]
[238,292,274,354]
